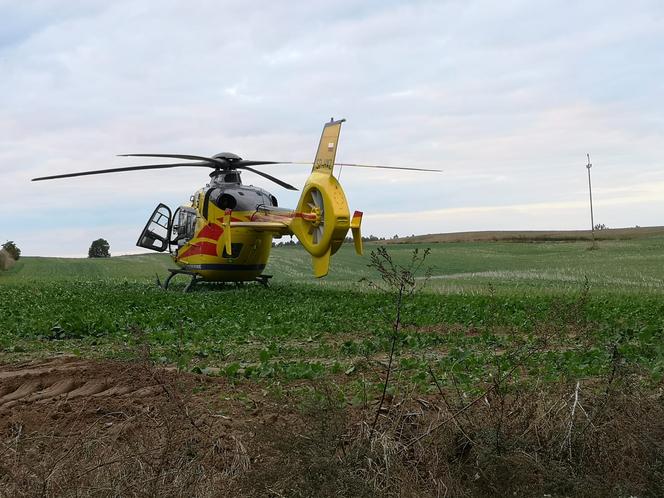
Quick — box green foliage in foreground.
[1,238,662,391]
[1,279,663,389]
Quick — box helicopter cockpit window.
[270,195,278,207]
[172,207,197,247]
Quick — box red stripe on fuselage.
[180,241,218,259]
[199,223,223,241]
[216,216,243,223]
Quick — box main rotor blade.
[31,161,212,181]
[283,162,442,172]
[120,155,293,169]
[235,160,286,167]
[119,153,225,166]
[240,165,298,191]
[334,162,442,172]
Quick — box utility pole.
[586,153,596,248]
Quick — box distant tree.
[594,223,608,230]
[2,241,21,260]
[88,238,111,258]
[361,235,380,242]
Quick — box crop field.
[1,237,663,496]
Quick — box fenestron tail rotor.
[290,119,360,278]
[303,187,326,245]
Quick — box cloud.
[0,0,663,256]
[12,224,151,258]
[365,190,664,236]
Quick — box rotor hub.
[212,152,242,162]
[310,207,322,227]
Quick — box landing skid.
[159,269,273,292]
[254,274,272,288]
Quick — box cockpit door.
[136,203,172,252]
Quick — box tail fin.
[312,118,346,174]
[290,119,352,277]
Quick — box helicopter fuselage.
[138,173,301,283]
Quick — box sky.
[1,0,663,256]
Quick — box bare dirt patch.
[1,356,161,409]
[0,357,264,496]
[0,357,371,497]
[2,357,663,497]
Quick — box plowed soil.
[0,357,164,410]
[0,356,295,497]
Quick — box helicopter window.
[222,243,243,258]
[136,203,172,252]
[270,195,278,207]
[176,208,197,243]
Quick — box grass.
[1,253,173,282]
[277,235,664,293]
[393,225,664,243]
[6,235,664,293]
[2,238,663,496]
[1,238,663,383]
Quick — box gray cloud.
[0,0,662,255]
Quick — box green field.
[2,238,663,377]
[4,235,664,293]
[2,238,663,496]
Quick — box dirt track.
[0,357,168,411]
[0,357,263,496]
[0,356,345,497]
[2,356,662,497]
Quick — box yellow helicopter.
[32,119,440,289]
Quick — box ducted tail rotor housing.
[292,172,350,259]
